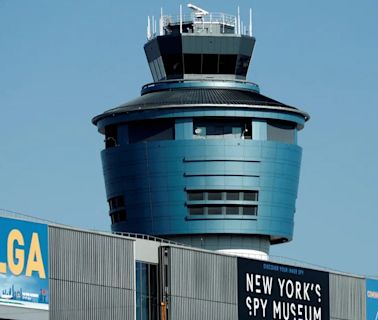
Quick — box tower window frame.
[105,125,118,148]
[193,118,252,140]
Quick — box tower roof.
[92,82,309,124]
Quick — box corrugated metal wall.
[48,226,135,320]
[167,247,238,320]
[329,273,366,320]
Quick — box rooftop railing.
[163,12,237,28]
[147,7,253,39]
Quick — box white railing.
[163,12,236,28]
[147,7,253,39]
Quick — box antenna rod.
[160,8,164,36]
[222,13,225,33]
[147,16,151,39]
[237,6,241,35]
[210,13,212,33]
[249,8,253,36]
[180,4,183,34]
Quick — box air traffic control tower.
[92,5,309,258]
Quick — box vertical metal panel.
[330,273,366,320]
[170,296,237,320]
[49,226,135,320]
[167,247,238,320]
[49,280,134,320]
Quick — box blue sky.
[1,0,377,277]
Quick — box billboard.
[366,279,378,320]
[0,217,48,310]
[238,258,329,320]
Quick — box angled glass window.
[184,54,202,74]
[267,120,296,144]
[219,55,237,74]
[202,54,219,74]
[111,209,127,223]
[108,196,125,210]
[162,54,183,79]
[129,120,174,143]
[236,55,251,77]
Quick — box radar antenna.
[187,3,209,18]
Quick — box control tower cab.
[92,4,309,258]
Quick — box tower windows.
[108,196,127,224]
[187,190,258,202]
[208,191,222,201]
[208,206,223,215]
[188,207,204,215]
[242,206,258,216]
[105,125,118,148]
[219,54,237,74]
[225,206,239,215]
[202,54,218,74]
[186,190,259,217]
[226,191,239,201]
[162,54,183,79]
[187,191,204,201]
[108,196,125,210]
[187,205,258,217]
[110,210,127,224]
[243,191,259,201]
[183,54,238,75]
[193,118,252,140]
[128,120,174,143]
[235,55,251,77]
[183,54,201,74]
[267,120,296,144]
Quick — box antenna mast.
[147,16,151,39]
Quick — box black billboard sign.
[238,258,329,320]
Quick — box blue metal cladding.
[98,108,304,243]
[366,279,378,320]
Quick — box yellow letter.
[0,262,6,273]
[25,232,46,279]
[7,229,25,276]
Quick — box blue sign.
[0,217,48,309]
[367,279,378,320]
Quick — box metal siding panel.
[329,273,366,320]
[50,279,134,320]
[49,226,135,320]
[170,296,237,320]
[168,247,237,320]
